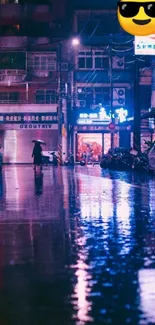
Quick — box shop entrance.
[76,133,111,162]
[0,129,58,163]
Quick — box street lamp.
[57,37,80,165]
[72,38,80,47]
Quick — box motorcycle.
[100,148,133,171]
[133,153,148,172]
[148,145,155,172]
[51,152,58,166]
[115,152,133,171]
[42,154,50,165]
[100,154,111,169]
[42,151,58,166]
[64,153,74,166]
[80,159,86,166]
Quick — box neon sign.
[99,107,110,120]
[78,107,111,125]
[77,107,129,125]
[115,108,128,123]
[79,113,98,119]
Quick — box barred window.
[78,50,109,70]
[28,53,56,71]
[0,92,19,102]
[36,90,57,104]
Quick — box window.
[94,87,110,105]
[77,87,93,106]
[76,87,110,108]
[0,92,19,102]
[36,90,57,104]
[0,25,20,36]
[78,50,109,70]
[28,53,56,71]
[95,54,109,69]
[79,52,92,69]
[0,52,25,69]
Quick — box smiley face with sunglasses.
[117,0,155,35]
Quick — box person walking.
[32,142,42,172]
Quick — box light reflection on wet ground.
[0,165,155,324]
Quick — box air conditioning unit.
[112,56,125,69]
[76,100,86,107]
[61,63,68,71]
[113,87,125,106]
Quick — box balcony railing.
[0,102,58,113]
[0,99,58,104]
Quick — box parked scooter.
[42,154,50,165]
[148,145,155,172]
[79,157,86,166]
[42,151,58,165]
[100,148,133,171]
[100,154,110,169]
[64,153,74,166]
[51,152,58,166]
[133,153,149,172]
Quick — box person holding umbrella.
[32,140,45,172]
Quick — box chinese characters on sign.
[0,113,58,123]
[77,108,111,125]
[134,35,155,55]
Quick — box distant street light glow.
[72,38,80,46]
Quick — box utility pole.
[109,38,114,148]
[133,58,141,152]
[110,54,114,148]
[58,42,63,165]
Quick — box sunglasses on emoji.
[117,1,155,17]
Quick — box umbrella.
[32,139,46,145]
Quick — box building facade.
[0,0,153,163]
[0,0,70,163]
[69,2,153,161]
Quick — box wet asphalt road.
[0,165,155,325]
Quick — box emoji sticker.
[117,0,155,36]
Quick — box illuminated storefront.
[70,107,132,162]
[77,133,103,161]
[0,113,58,163]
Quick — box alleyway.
[0,165,154,325]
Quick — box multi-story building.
[0,0,153,164]
[0,0,70,163]
[69,0,153,161]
